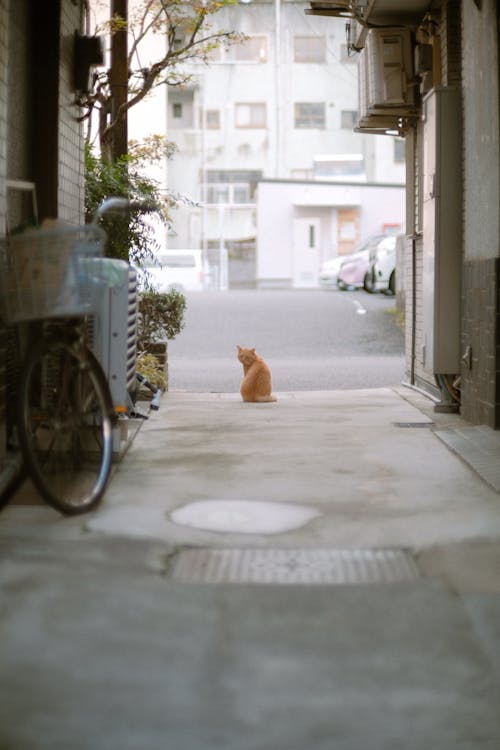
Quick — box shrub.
[137,289,186,351]
[136,352,168,391]
[84,144,173,267]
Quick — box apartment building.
[165,0,405,287]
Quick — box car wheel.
[387,271,396,296]
[363,270,375,293]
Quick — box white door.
[292,218,320,288]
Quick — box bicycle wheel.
[18,335,114,515]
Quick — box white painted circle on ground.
[170,499,321,534]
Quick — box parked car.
[319,255,348,288]
[144,249,205,292]
[369,235,397,295]
[336,235,386,291]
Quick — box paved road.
[167,288,405,392]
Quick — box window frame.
[225,35,268,63]
[394,137,406,163]
[294,102,326,129]
[235,102,267,129]
[205,109,220,129]
[293,35,326,63]
[340,110,358,129]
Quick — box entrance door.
[337,208,360,256]
[292,218,320,288]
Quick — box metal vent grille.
[4,326,21,434]
[126,267,137,393]
[89,261,137,409]
[169,548,420,585]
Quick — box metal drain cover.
[169,548,419,585]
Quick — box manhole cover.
[169,548,419,585]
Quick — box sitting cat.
[237,345,277,403]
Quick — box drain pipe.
[410,234,417,385]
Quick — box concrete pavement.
[1,386,500,749]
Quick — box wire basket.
[0,224,107,323]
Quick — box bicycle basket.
[0,223,107,323]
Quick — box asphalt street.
[167,288,405,392]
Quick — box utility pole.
[109,0,128,160]
[274,0,282,177]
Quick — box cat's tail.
[255,394,277,403]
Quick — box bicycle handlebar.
[91,197,129,224]
[91,197,156,224]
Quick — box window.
[202,109,220,129]
[206,185,230,204]
[206,170,262,184]
[309,224,316,249]
[204,170,262,204]
[394,138,405,162]
[313,155,364,179]
[173,35,185,51]
[228,35,267,62]
[294,102,325,129]
[294,36,326,63]
[235,103,266,128]
[341,110,358,129]
[172,102,182,118]
[291,168,313,180]
[233,185,250,203]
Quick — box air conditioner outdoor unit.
[363,28,415,114]
[356,46,407,134]
[307,0,352,15]
[89,260,138,413]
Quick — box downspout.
[411,234,416,385]
[274,0,281,178]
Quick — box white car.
[369,235,397,295]
[319,235,385,289]
[319,255,347,288]
[144,249,205,292]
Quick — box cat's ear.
[236,345,242,352]
[251,348,256,354]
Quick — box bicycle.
[0,198,132,515]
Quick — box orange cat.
[237,345,277,403]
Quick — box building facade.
[165,0,405,287]
[0,0,87,496]
[256,177,404,287]
[317,0,498,425]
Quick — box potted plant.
[136,289,186,392]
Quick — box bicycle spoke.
[19,338,113,515]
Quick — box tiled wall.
[461,0,500,426]
[0,0,6,234]
[0,0,8,467]
[461,259,499,427]
[58,0,84,224]
[0,0,85,486]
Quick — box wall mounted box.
[421,87,462,375]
